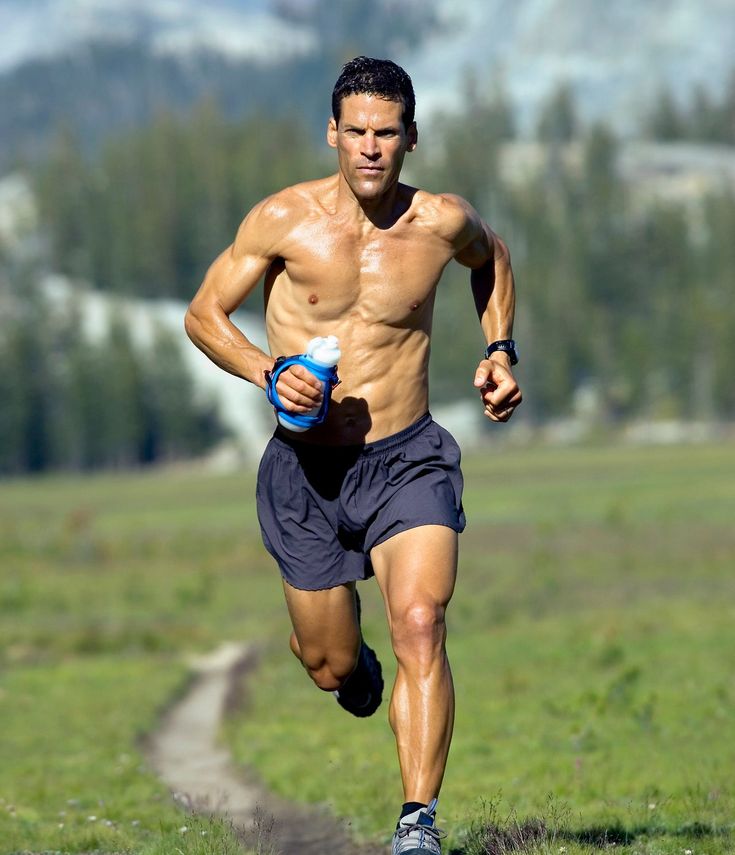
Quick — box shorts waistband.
[272,412,433,457]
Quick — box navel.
[308,294,319,305]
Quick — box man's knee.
[294,637,360,691]
[391,601,447,663]
[306,653,358,692]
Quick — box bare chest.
[273,219,452,323]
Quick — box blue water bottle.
[266,336,341,432]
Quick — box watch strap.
[484,339,518,365]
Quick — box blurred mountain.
[1,0,733,169]
[412,0,735,129]
[0,0,436,168]
[0,0,312,73]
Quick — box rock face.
[0,0,315,73]
[409,0,735,131]
[0,174,275,465]
[498,141,735,205]
[1,0,733,140]
[40,273,275,464]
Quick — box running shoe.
[392,799,445,855]
[334,590,383,717]
[334,638,383,717]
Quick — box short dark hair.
[332,56,416,129]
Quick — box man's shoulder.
[408,189,480,241]
[234,176,336,252]
[251,177,333,222]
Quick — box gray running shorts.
[255,412,466,591]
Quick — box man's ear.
[327,117,338,148]
[406,122,418,152]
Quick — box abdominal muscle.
[265,287,434,445]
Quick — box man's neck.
[336,174,405,230]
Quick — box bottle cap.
[306,335,341,367]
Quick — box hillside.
[1,0,733,169]
[41,273,275,462]
[412,0,735,129]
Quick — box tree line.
[644,72,735,144]
[0,0,439,172]
[11,73,735,478]
[0,262,224,475]
[421,85,735,421]
[35,103,325,299]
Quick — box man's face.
[327,93,417,201]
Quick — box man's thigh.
[282,579,360,658]
[370,525,458,628]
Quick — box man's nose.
[361,132,380,159]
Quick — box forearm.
[184,301,273,389]
[471,242,515,347]
[470,245,522,421]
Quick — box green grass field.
[1,441,734,854]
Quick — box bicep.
[458,224,511,273]
[191,204,281,315]
[196,243,273,316]
[442,195,495,270]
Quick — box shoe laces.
[395,818,446,853]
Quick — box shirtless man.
[185,56,521,855]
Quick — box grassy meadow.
[1,440,734,854]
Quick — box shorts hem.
[279,571,366,592]
[367,518,466,553]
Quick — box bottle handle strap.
[264,355,340,429]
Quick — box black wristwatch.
[485,339,519,365]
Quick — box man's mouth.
[358,166,383,173]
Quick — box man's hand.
[473,358,522,422]
[272,363,324,414]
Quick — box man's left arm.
[449,197,522,422]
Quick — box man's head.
[332,56,415,131]
[328,57,417,204]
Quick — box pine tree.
[536,82,579,144]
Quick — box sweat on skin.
[184,68,521,834]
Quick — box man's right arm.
[185,194,325,414]
[184,198,281,390]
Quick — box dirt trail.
[146,642,386,855]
